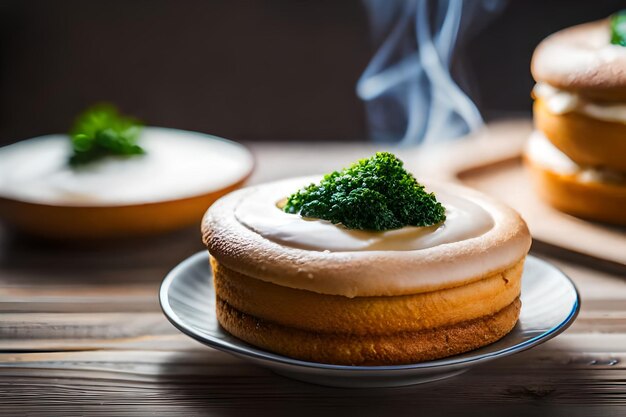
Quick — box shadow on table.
[150,350,620,417]
[0,223,204,281]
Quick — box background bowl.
[0,128,254,239]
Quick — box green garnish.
[611,10,626,46]
[69,104,145,166]
[283,152,446,231]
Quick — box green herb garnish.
[69,104,145,166]
[283,152,446,231]
[611,10,626,46]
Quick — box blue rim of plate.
[160,251,580,372]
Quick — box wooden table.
[0,140,625,416]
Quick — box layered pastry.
[202,153,531,365]
[527,15,626,225]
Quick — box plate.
[0,128,254,239]
[160,252,580,388]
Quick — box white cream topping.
[204,177,531,296]
[234,178,494,252]
[0,127,253,206]
[526,131,626,184]
[534,82,626,124]
[526,130,579,175]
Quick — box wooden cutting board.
[405,119,626,270]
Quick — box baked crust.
[524,157,626,225]
[216,296,521,366]
[212,257,523,335]
[532,19,626,102]
[534,99,626,172]
[202,179,531,298]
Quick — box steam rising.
[358,0,505,145]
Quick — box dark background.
[0,0,623,145]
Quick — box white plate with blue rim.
[159,251,579,388]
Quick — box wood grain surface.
[0,131,625,416]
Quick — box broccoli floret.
[283,152,446,231]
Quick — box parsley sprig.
[69,104,145,166]
[610,10,626,46]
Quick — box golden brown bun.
[534,99,626,172]
[524,157,626,225]
[216,296,521,366]
[532,20,626,102]
[212,257,523,335]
